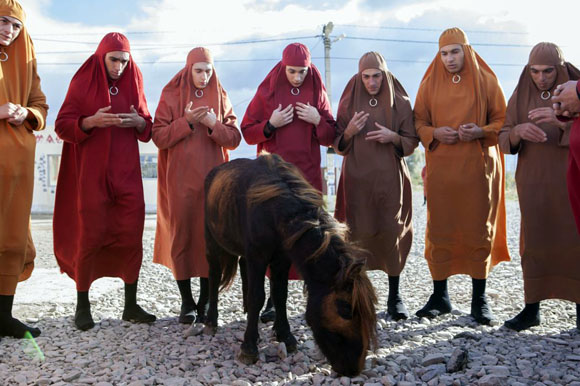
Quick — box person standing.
[152,47,241,324]
[54,32,155,331]
[500,42,580,332]
[334,52,418,320]
[241,43,336,321]
[413,27,510,324]
[0,0,47,338]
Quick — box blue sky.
[20,0,580,160]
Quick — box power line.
[36,56,525,67]
[336,24,528,35]
[32,35,319,48]
[343,36,533,48]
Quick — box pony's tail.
[219,255,239,292]
[352,271,378,351]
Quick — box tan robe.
[414,44,509,280]
[334,55,418,275]
[0,26,48,295]
[499,53,580,304]
[152,50,241,280]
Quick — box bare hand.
[343,111,369,141]
[0,102,28,125]
[269,104,294,128]
[200,108,217,129]
[552,80,580,116]
[527,107,564,129]
[185,104,211,126]
[295,102,321,126]
[458,123,484,142]
[514,122,547,143]
[118,105,146,132]
[365,122,398,143]
[433,126,459,144]
[82,106,123,131]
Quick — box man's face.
[0,15,23,46]
[529,65,557,91]
[104,51,130,80]
[191,62,213,89]
[440,44,465,74]
[285,65,308,88]
[361,68,383,96]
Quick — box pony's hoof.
[184,323,204,337]
[237,348,259,365]
[203,325,217,335]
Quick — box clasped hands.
[433,123,483,144]
[552,80,580,118]
[82,105,146,132]
[0,102,29,126]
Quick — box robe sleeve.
[394,94,419,157]
[498,92,521,155]
[241,93,270,145]
[314,89,336,147]
[55,91,94,145]
[151,93,193,150]
[334,114,353,156]
[414,81,438,151]
[23,61,48,132]
[207,89,241,150]
[480,76,506,147]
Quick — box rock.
[162,378,187,386]
[278,342,287,360]
[477,374,508,386]
[422,353,447,366]
[453,331,481,341]
[487,366,510,377]
[421,364,446,382]
[447,347,469,373]
[62,371,82,382]
[231,380,252,386]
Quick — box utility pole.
[321,22,345,212]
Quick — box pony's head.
[305,246,377,376]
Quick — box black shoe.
[122,305,156,323]
[387,296,409,321]
[504,309,540,332]
[178,306,197,324]
[471,297,495,325]
[0,315,41,338]
[416,293,452,318]
[74,308,95,331]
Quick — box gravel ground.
[2,193,580,386]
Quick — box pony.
[203,154,377,376]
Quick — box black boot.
[196,278,209,324]
[75,290,95,331]
[260,296,276,323]
[386,275,409,321]
[0,295,40,338]
[122,280,156,323]
[504,302,540,332]
[471,278,495,325]
[176,279,197,324]
[416,279,452,318]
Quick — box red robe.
[241,44,336,279]
[53,33,152,291]
[567,81,580,234]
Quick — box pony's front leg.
[238,259,267,365]
[270,257,297,352]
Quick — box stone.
[421,364,446,382]
[62,371,82,383]
[422,353,447,366]
[447,347,469,373]
[478,374,508,386]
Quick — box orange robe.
[414,45,509,280]
[152,50,241,279]
[0,26,48,295]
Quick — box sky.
[19,0,580,159]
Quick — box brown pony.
[203,154,377,376]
